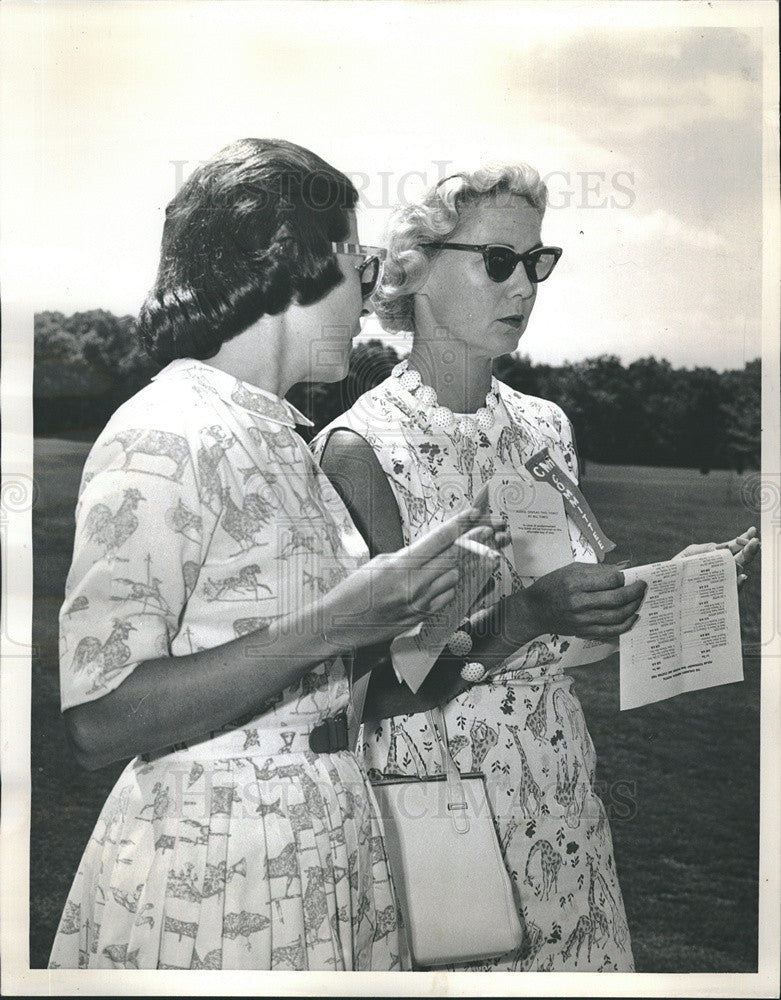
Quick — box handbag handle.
[426,706,470,834]
[348,661,369,751]
[351,672,470,834]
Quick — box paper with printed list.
[619,548,742,710]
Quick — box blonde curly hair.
[374,163,548,334]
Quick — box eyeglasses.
[430,242,562,284]
[331,242,387,299]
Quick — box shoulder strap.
[427,706,469,833]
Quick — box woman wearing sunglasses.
[48,139,502,971]
[315,164,757,971]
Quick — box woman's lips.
[499,315,526,327]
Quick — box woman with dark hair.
[314,165,758,971]
[48,139,501,971]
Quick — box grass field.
[29,438,761,971]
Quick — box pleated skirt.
[49,732,402,970]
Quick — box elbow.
[64,703,115,771]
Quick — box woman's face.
[286,211,364,383]
[414,193,544,359]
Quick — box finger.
[460,513,506,530]
[722,526,759,553]
[405,507,485,561]
[419,566,461,604]
[580,614,639,639]
[463,525,512,550]
[734,537,760,569]
[411,541,497,605]
[574,600,644,626]
[470,482,492,515]
[425,585,458,616]
[574,564,634,591]
[460,525,495,546]
[434,537,502,583]
[453,536,502,565]
[680,542,718,557]
[492,529,512,549]
[592,592,646,619]
[406,511,505,565]
[576,580,647,610]
[737,574,748,590]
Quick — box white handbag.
[368,706,524,967]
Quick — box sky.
[1,0,771,370]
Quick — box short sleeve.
[59,427,212,711]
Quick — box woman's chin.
[493,326,524,355]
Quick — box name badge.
[524,447,615,561]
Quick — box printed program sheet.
[619,548,743,710]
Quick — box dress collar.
[153,358,314,428]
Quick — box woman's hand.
[322,508,505,649]
[508,562,647,641]
[672,525,759,588]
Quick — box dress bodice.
[60,359,369,740]
[312,374,595,683]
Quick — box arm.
[318,430,543,716]
[319,430,648,720]
[66,597,363,770]
[65,453,490,770]
[66,515,489,770]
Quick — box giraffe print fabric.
[313,376,634,972]
[50,359,401,970]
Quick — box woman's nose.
[507,265,536,300]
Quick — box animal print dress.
[313,374,634,972]
[49,359,401,971]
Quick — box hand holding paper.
[619,548,742,710]
[672,525,759,589]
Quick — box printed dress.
[49,359,401,971]
[313,374,634,972]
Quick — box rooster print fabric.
[313,376,634,972]
[51,359,400,970]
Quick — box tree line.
[34,310,760,472]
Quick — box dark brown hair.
[137,138,358,365]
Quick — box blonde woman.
[314,165,758,971]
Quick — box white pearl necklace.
[391,359,500,436]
